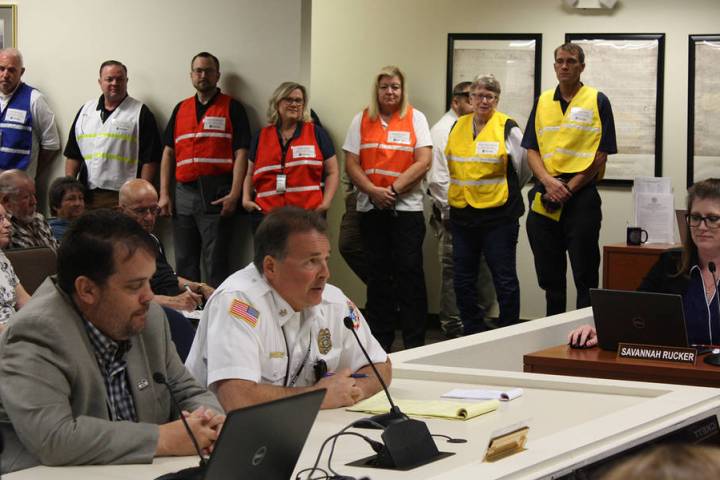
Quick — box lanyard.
[282,325,312,387]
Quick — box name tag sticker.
[5,108,26,124]
[203,116,226,131]
[569,107,593,123]
[387,130,411,145]
[291,145,316,158]
[276,174,287,193]
[112,119,132,132]
[476,142,499,155]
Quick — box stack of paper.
[347,393,499,420]
[633,176,674,244]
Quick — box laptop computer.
[157,389,325,480]
[590,289,689,351]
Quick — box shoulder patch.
[346,300,360,330]
[229,299,259,328]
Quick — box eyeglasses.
[687,213,720,229]
[470,93,496,102]
[191,67,217,76]
[281,97,304,105]
[129,206,161,217]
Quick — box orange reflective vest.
[253,122,324,212]
[358,107,415,188]
[174,94,234,183]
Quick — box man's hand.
[156,407,223,457]
[170,290,203,311]
[211,192,240,217]
[158,193,173,216]
[315,368,363,409]
[368,186,396,210]
[567,324,598,348]
[542,176,572,204]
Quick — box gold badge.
[317,328,332,355]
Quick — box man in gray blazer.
[0,209,224,473]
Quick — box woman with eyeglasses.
[570,178,720,347]
[343,65,433,352]
[0,202,30,333]
[242,82,339,230]
[444,74,530,335]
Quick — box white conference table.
[8,309,720,479]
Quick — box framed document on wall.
[446,33,541,131]
[688,35,720,188]
[566,34,665,186]
[0,5,16,48]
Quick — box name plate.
[617,343,697,365]
[484,420,529,463]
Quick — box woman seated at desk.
[570,178,720,348]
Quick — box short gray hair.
[0,48,23,68]
[471,74,501,97]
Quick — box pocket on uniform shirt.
[260,355,286,385]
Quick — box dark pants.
[339,191,368,284]
[526,183,602,316]
[451,219,520,335]
[359,209,427,351]
[174,183,233,287]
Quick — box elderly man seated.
[0,209,223,473]
[185,206,391,411]
[0,169,57,251]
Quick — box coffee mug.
[627,227,649,246]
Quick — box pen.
[184,283,202,310]
[323,372,369,379]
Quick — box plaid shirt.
[9,213,58,252]
[83,319,138,422]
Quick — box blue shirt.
[684,265,720,345]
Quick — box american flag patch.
[347,300,360,329]
[230,299,259,327]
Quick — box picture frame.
[566,33,665,186]
[687,35,720,187]
[0,4,16,49]
[446,33,541,131]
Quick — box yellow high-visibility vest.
[445,111,509,209]
[535,85,601,176]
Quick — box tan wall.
[310,0,720,319]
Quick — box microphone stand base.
[704,353,720,366]
[347,451,454,471]
[353,410,408,430]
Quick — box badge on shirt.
[318,328,332,355]
[476,142,499,155]
[4,108,26,124]
[111,119,132,132]
[230,299,259,328]
[291,145,316,159]
[137,378,149,390]
[203,116,226,131]
[569,107,593,124]
[387,130,411,145]
[270,351,285,359]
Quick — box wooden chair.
[5,247,57,294]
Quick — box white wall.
[310,0,720,319]
[14,0,308,269]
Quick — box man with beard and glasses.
[0,209,223,473]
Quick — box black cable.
[431,433,468,444]
[296,431,380,480]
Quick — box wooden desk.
[602,243,679,290]
[524,344,720,388]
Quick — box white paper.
[633,176,671,194]
[634,192,675,243]
[442,387,524,402]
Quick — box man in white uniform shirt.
[186,207,390,410]
[427,81,496,338]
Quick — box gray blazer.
[0,277,222,473]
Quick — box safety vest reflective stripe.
[77,132,138,142]
[537,126,560,135]
[176,157,234,167]
[175,132,232,142]
[0,146,30,155]
[0,123,31,132]
[253,159,324,176]
[543,148,594,160]
[447,155,503,164]
[256,185,321,198]
[450,177,505,186]
[359,143,414,152]
[364,168,401,178]
[84,152,137,164]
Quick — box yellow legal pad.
[347,393,500,420]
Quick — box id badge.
[276,174,287,193]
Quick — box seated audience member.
[118,179,213,311]
[48,176,85,242]
[570,178,720,348]
[0,209,223,473]
[601,444,720,480]
[0,202,30,333]
[185,206,390,410]
[0,169,57,251]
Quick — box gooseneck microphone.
[342,317,444,470]
[153,372,207,469]
[704,263,720,366]
[342,316,406,428]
